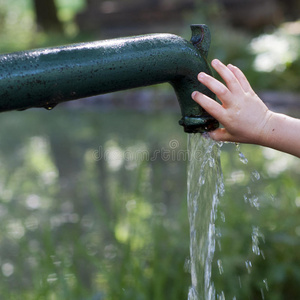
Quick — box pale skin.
[192,59,300,158]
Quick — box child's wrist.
[254,110,275,147]
[259,111,283,149]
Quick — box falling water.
[187,133,224,300]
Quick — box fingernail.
[191,91,197,98]
[212,59,220,66]
[198,73,205,80]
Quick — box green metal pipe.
[0,24,219,133]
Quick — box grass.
[0,108,299,299]
[0,1,299,298]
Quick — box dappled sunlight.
[226,170,245,185]
[104,140,124,172]
[115,195,154,248]
[6,219,25,239]
[0,0,35,52]
[0,105,299,299]
[26,136,58,186]
[262,147,300,177]
[115,222,130,244]
[1,262,14,277]
[24,215,39,231]
[250,26,299,72]
[25,194,41,210]
[0,0,299,298]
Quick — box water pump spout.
[0,24,219,133]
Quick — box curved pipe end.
[190,24,211,59]
[179,116,219,133]
[173,24,219,133]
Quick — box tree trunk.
[33,0,64,33]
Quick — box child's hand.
[192,59,271,145]
[192,59,300,158]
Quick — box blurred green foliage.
[0,0,86,52]
[0,109,190,299]
[0,0,299,92]
[0,109,299,299]
[0,0,299,299]
[214,144,300,300]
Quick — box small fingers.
[209,128,234,142]
[227,64,255,94]
[211,59,242,94]
[197,72,231,106]
[192,91,225,122]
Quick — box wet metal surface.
[0,24,219,132]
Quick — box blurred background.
[0,0,299,299]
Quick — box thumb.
[209,128,234,142]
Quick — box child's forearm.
[260,112,300,158]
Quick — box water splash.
[235,143,248,164]
[187,134,224,300]
[245,260,253,274]
[263,278,269,291]
[251,226,265,256]
[217,259,224,275]
[260,278,269,300]
[251,170,261,181]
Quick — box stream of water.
[186,135,269,300]
[187,133,224,300]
